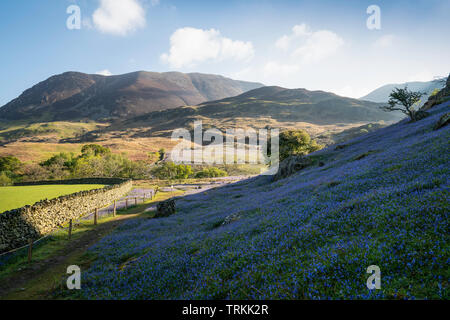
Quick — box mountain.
[115,86,403,137]
[0,71,264,122]
[190,86,402,124]
[360,78,446,103]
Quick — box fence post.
[28,239,33,263]
[135,197,137,206]
[94,208,98,225]
[68,219,73,239]
[113,200,117,217]
[126,199,128,210]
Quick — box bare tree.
[381,86,425,122]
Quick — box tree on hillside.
[40,152,75,169]
[0,156,22,183]
[381,86,425,122]
[148,151,161,164]
[0,172,12,186]
[158,148,166,161]
[81,144,111,157]
[0,156,22,173]
[279,130,323,161]
[22,164,49,182]
[151,162,193,180]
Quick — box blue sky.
[0,0,449,106]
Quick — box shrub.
[0,156,22,173]
[81,144,111,157]
[279,130,323,161]
[195,167,227,178]
[0,172,12,186]
[151,162,193,180]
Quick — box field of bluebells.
[74,102,449,300]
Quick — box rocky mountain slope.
[0,71,263,122]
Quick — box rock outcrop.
[421,74,450,111]
[434,112,450,130]
[273,155,313,181]
[155,199,176,218]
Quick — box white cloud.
[96,69,113,76]
[275,24,312,51]
[292,30,344,63]
[263,61,300,78]
[275,24,344,63]
[331,85,372,99]
[257,24,344,82]
[407,70,434,82]
[373,34,395,48]
[161,27,254,68]
[93,0,146,36]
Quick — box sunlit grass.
[0,184,105,213]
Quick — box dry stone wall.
[0,179,132,253]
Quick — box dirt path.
[0,213,139,300]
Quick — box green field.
[0,185,105,213]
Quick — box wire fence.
[0,188,156,267]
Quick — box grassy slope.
[0,184,105,213]
[0,121,105,142]
[71,101,449,300]
[0,136,177,163]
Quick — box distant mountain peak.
[360,78,446,103]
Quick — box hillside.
[361,78,446,103]
[0,85,407,163]
[112,86,403,137]
[0,71,263,123]
[68,100,449,299]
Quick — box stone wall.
[0,179,132,253]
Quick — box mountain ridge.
[0,71,264,123]
[360,78,446,103]
[110,85,403,139]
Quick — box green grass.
[0,184,105,213]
